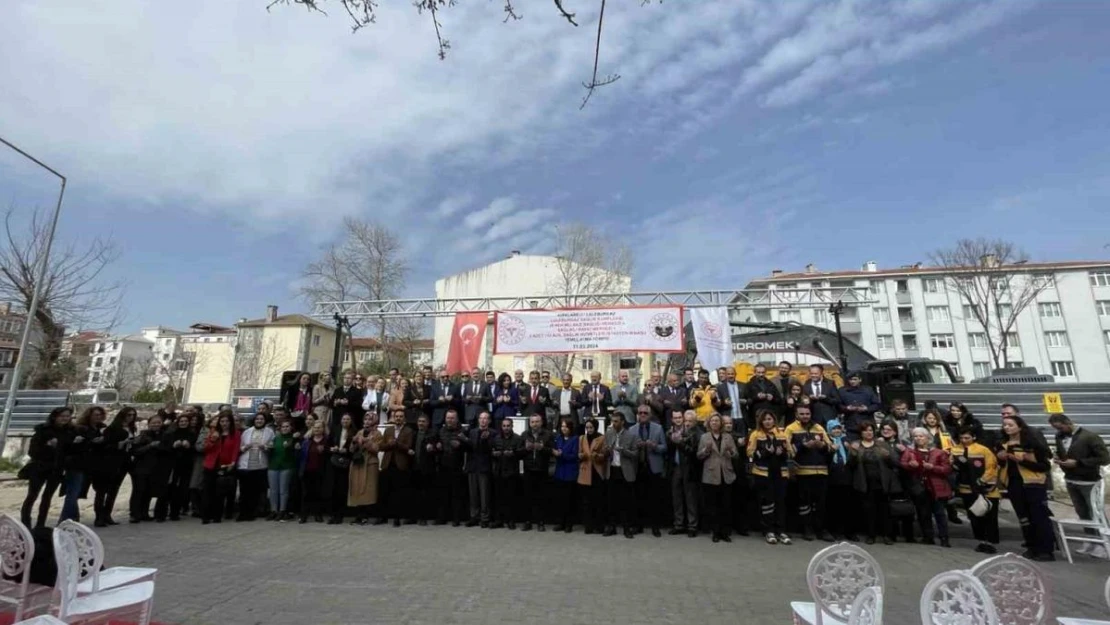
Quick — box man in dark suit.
[774,361,795,405]
[519,370,551,424]
[656,373,687,430]
[378,409,413,527]
[434,410,468,526]
[463,411,495,527]
[411,414,439,525]
[802,364,840,426]
[430,370,458,428]
[715,366,747,425]
[459,368,490,426]
[330,371,365,430]
[582,371,612,426]
[682,368,697,393]
[742,364,782,430]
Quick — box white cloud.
[462,197,517,231]
[434,193,474,217]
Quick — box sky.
[1,0,1109,334]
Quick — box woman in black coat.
[326,413,356,524]
[94,407,138,526]
[77,405,115,527]
[20,407,75,529]
[155,413,197,522]
[129,414,172,523]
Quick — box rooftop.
[748,259,1110,284]
[237,313,334,331]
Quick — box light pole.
[0,136,66,451]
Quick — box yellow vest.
[950,442,1000,498]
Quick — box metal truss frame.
[312,287,874,319]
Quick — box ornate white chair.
[1056,574,1110,625]
[1053,480,1110,564]
[920,570,1000,625]
[970,553,1052,625]
[0,514,53,620]
[791,542,885,625]
[56,520,157,594]
[53,529,155,625]
[848,586,883,625]
[12,616,68,625]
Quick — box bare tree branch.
[502,0,521,22]
[266,0,378,32]
[553,0,578,26]
[929,238,1050,372]
[580,0,619,109]
[413,0,453,60]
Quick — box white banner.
[689,306,733,370]
[493,306,684,354]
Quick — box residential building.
[84,334,155,397]
[432,252,647,383]
[140,326,187,391]
[0,303,51,387]
[180,323,237,404]
[342,337,435,371]
[230,305,337,390]
[739,259,1110,382]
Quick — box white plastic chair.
[12,616,68,625]
[1057,574,1110,625]
[53,529,155,625]
[971,553,1052,625]
[1053,480,1110,564]
[848,586,883,625]
[791,542,886,625]
[0,514,53,620]
[920,569,1000,625]
[56,520,157,594]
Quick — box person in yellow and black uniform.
[688,370,717,423]
[997,414,1055,561]
[748,408,792,545]
[951,426,1000,554]
[785,404,833,542]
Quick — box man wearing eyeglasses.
[632,405,667,537]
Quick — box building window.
[618,357,639,370]
[876,335,894,350]
[1089,272,1110,287]
[897,307,914,323]
[998,303,1013,319]
[1009,361,1024,369]
[1038,302,1063,319]
[895,280,909,293]
[343,351,350,363]
[89,372,100,384]
[1097,301,1110,316]
[778,310,801,323]
[962,304,979,320]
[1032,274,1056,290]
[109,356,117,365]
[202,337,211,343]
[162,353,170,361]
[902,334,918,350]
[93,357,102,367]
[873,308,891,323]
[172,360,188,372]
[968,333,987,348]
[931,334,955,349]
[926,306,950,322]
[948,362,960,377]
[1051,361,1076,378]
[869,281,885,295]
[813,310,829,324]
[0,351,12,366]
[579,357,595,371]
[1044,331,1069,348]
[973,362,991,379]
[923,278,943,293]
[1005,332,1020,348]
[312,334,321,347]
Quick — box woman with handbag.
[952,426,1000,554]
[900,427,953,547]
[997,414,1055,561]
[850,421,900,545]
[298,420,330,523]
[201,410,240,525]
[326,413,356,524]
[348,412,382,525]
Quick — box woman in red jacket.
[900,427,953,547]
[201,410,240,524]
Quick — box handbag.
[351,450,366,466]
[967,494,991,517]
[330,454,351,469]
[215,465,236,493]
[888,496,915,518]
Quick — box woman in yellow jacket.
[951,426,999,554]
[997,414,1055,561]
[747,409,792,545]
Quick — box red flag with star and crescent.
[445,312,487,375]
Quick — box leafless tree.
[388,316,431,372]
[265,0,655,105]
[929,238,1051,372]
[535,223,633,378]
[298,217,408,367]
[105,355,156,400]
[231,331,288,389]
[0,206,126,386]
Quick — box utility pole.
[828,301,850,373]
[0,136,66,450]
[330,313,349,380]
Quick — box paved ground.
[2,479,1108,625]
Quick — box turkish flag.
[445,312,487,375]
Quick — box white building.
[432,251,645,383]
[140,326,187,390]
[85,334,156,395]
[740,260,1110,382]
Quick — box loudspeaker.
[864,369,916,412]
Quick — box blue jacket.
[629,421,667,476]
[491,386,520,422]
[553,434,580,482]
[836,385,882,433]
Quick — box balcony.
[895,291,912,305]
[904,348,921,358]
[898,319,916,332]
[839,320,862,334]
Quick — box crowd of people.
[18,362,1109,562]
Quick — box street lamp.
[0,136,66,450]
[827,300,850,373]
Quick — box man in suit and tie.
[484,370,497,413]
[715,366,747,427]
[682,368,697,393]
[552,373,583,431]
[631,405,667,537]
[602,412,639,538]
[330,371,365,430]
[610,369,640,427]
[655,373,687,430]
[460,368,489,426]
[519,370,550,424]
[583,371,612,425]
[430,369,458,428]
[641,372,664,424]
[802,364,840,426]
[513,369,526,390]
